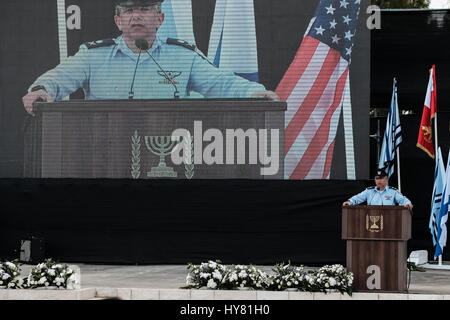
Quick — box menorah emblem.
[366,215,383,233]
[145,136,180,178]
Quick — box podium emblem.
[366,214,383,233]
[145,136,180,178]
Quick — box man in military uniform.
[342,169,413,209]
[22,0,279,115]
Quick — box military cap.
[374,169,388,179]
[115,0,164,7]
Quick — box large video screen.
[1,0,370,180]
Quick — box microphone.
[129,46,143,100]
[135,38,149,51]
[135,38,180,100]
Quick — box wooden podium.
[24,99,286,179]
[342,206,412,292]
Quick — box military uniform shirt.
[29,36,266,100]
[348,186,411,206]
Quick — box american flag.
[276,0,361,179]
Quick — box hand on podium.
[22,89,54,116]
[342,201,351,206]
[252,90,281,101]
[404,203,413,210]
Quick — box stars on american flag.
[343,15,352,24]
[325,4,336,14]
[329,19,337,29]
[331,34,341,44]
[344,30,354,40]
[308,0,361,61]
[315,25,325,35]
[340,0,349,8]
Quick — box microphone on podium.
[128,42,143,100]
[135,39,180,100]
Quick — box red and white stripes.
[277,36,350,179]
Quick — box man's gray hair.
[115,2,162,16]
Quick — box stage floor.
[31,263,450,295]
[12,263,450,300]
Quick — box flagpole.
[432,67,439,157]
[396,148,401,193]
[435,112,441,266]
[432,66,441,266]
[395,78,401,192]
[422,66,450,270]
[434,94,441,265]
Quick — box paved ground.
[56,263,450,295]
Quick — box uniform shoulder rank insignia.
[367,186,375,190]
[167,38,216,67]
[83,39,116,49]
[390,186,398,191]
[166,38,196,51]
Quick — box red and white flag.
[417,65,437,158]
[276,0,361,179]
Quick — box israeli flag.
[158,0,196,44]
[378,78,402,177]
[435,149,450,259]
[429,147,445,250]
[208,0,259,82]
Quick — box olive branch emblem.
[131,130,141,179]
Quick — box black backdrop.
[371,9,450,111]
[0,179,369,265]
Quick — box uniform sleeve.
[348,189,369,205]
[394,191,411,206]
[188,55,266,98]
[28,45,90,100]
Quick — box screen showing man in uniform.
[3,0,370,180]
[22,0,279,113]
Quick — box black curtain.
[0,179,370,265]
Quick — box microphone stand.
[129,49,142,100]
[134,38,180,100]
[144,51,180,100]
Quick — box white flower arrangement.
[224,265,271,290]
[25,258,77,289]
[184,262,273,290]
[184,260,229,289]
[183,261,354,295]
[270,262,309,291]
[315,264,353,295]
[0,260,23,289]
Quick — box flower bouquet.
[270,262,309,291]
[25,258,77,289]
[0,260,23,289]
[184,260,229,289]
[315,264,353,295]
[224,265,271,290]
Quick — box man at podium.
[22,0,279,115]
[342,169,413,209]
